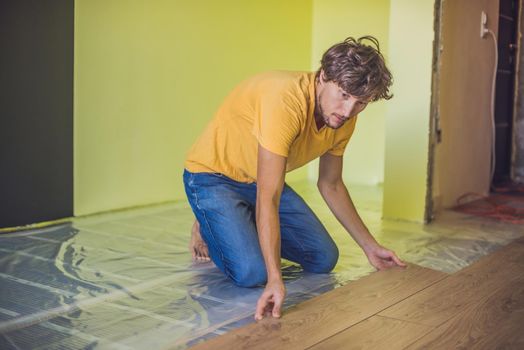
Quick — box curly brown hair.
[317,36,393,102]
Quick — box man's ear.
[318,69,328,86]
[319,69,327,82]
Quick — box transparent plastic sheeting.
[1,181,523,349]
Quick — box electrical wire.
[450,28,524,225]
[487,29,498,186]
[454,187,524,225]
[449,25,524,224]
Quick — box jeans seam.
[191,183,233,280]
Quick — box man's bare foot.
[190,220,211,262]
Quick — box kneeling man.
[183,36,406,321]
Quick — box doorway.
[427,0,524,223]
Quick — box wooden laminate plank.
[187,265,447,350]
[515,236,524,245]
[309,315,433,350]
[405,267,524,349]
[379,241,524,327]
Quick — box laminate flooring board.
[379,241,524,328]
[405,266,524,349]
[308,315,433,350]
[187,265,447,350]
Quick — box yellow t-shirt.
[184,71,357,183]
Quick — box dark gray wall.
[515,0,524,182]
[0,0,74,228]
[495,0,519,182]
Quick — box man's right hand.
[254,279,286,320]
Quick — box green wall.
[382,0,434,222]
[74,0,312,215]
[309,0,391,186]
[75,0,436,222]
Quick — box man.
[183,36,406,321]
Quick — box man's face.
[315,75,369,129]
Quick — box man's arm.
[317,152,405,270]
[254,143,287,320]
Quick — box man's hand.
[364,244,406,270]
[254,279,286,321]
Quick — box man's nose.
[342,99,357,118]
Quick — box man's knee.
[229,260,267,288]
[303,245,339,273]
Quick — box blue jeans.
[183,169,338,287]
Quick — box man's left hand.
[365,244,407,270]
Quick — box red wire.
[454,184,524,225]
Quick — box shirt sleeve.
[251,90,303,157]
[327,116,358,156]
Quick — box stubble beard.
[315,95,342,130]
[320,104,342,130]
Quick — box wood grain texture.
[515,236,524,245]
[379,241,524,327]
[187,265,447,350]
[405,262,524,349]
[309,315,433,350]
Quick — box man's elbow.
[317,179,344,194]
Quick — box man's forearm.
[256,199,282,282]
[318,180,378,250]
